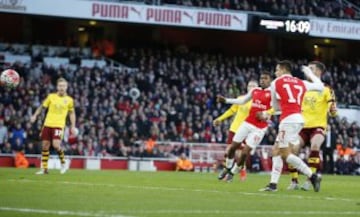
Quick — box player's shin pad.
[41,150,49,169]
[57,149,65,164]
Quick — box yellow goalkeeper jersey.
[215,95,252,133]
[302,86,335,129]
[42,93,74,128]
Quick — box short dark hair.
[277,60,293,73]
[309,61,326,73]
[260,70,272,78]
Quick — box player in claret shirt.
[260,60,323,192]
[217,71,272,182]
[286,61,337,190]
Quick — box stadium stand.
[0,44,359,168]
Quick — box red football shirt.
[245,88,272,128]
[272,74,306,121]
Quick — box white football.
[0,69,20,88]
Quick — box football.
[0,69,20,88]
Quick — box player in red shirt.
[217,71,272,182]
[260,60,323,192]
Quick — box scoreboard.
[252,16,311,35]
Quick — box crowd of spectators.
[102,0,359,20]
[168,0,358,19]
[0,46,359,174]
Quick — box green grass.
[0,168,359,217]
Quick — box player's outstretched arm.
[304,80,324,92]
[302,66,324,92]
[219,90,252,105]
[30,106,44,123]
[216,95,226,103]
[213,106,236,126]
[302,65,322,83]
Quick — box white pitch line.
[122,210,360,215]
[0,207,133,217]
[0,207,359,216]
[7,178,357,203]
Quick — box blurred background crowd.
[0,45,359,175]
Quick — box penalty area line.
[123,210,360,215]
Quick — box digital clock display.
[284,20,311,33]
[254,16,311,34]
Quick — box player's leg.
[235,147,247,181]
[308,129,325,173]
[52,139,67,174]
[226,144,251,182]
[218,124,249,180]
[230,127,266,181]
[36,127,51,175]
[223,131,247,180]
[224,131,235,158]
[218,131,236,180]
[51,128,67,174]
[218,141,244,180]
[259,143,281,192]
[287,135,305,190]
[279,123,321,192]
[302,128,325,190]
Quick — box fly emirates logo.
[252,99,267,110]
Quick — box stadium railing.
[0,142,272,172]
[1,141,359,173]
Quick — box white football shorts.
[276,122,303,148]
[233,121,267,149]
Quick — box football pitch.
[0,168,359,217]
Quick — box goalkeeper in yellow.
[287,61,337,190]
[213,80,258,181]
[30,78,76,175]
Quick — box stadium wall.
[0,154,216,171]
[0,153,273,172]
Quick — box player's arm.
[69,110,76,129]
[264,108,282,116]
[256,108,274,121]
[256,86,281,121]
[68,99,77,133]
[303,80,324,92]
[30,106,43,123]
[217,90,252,105]
[270,82,280,112]
[326,87,338,117]
[258,108,282,119]
[302,65,322,83]
[30,95,50,123]
[213,105,237,126]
